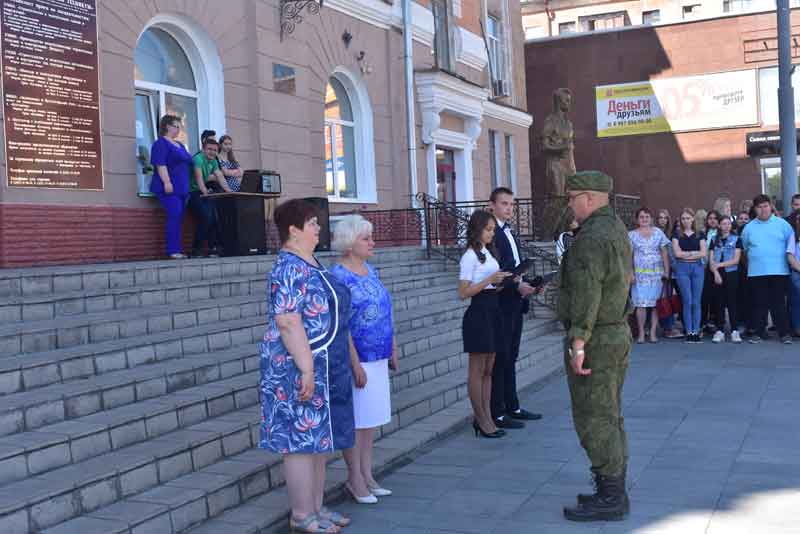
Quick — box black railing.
[344,192,641,311]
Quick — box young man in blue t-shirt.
[741,194,794,344]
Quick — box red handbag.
[656,284,679,319]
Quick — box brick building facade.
[0,0,532,267]
[525,8,800,215]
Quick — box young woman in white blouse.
[458,210,511,439]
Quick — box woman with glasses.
[150,114,192,259]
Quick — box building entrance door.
[436,148,456,203]
[759,157,800,211]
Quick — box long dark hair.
[466,210,497,264]
[218,135,238,165]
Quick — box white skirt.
[353,359,392,429]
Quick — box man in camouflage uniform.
[557,171,633,522]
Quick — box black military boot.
[576,473,629,510]
[576,472,599,505]
[564,474,629,522]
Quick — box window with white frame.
[723,0,753,12]
[682,4,701,19]
[432,0,454,71]
[558,21,576,34]
[504,134,516,192]
[487,15,509,97]
[489,130,503,188]
[134,27,200,195]
[324,77,358,200]
[642,10,660,24]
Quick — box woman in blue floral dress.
[330,215,398,504]
[629,208,671,343]
[260,199,354,533]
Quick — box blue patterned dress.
[629,228,670,307]
[259,251,355,454]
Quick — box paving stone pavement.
[274,338,800,534]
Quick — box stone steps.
[0,316,263,398]
[30,330,564,534]
[0,294,267,358]
[0,273,462,396]
[0,248,429,299]
[0,247,561,533]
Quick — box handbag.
[656,283,678,320]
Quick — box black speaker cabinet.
[215,195,268,256]
[303,197,331,252]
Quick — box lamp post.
[777,0,798,211]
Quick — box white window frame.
[432,0,455,72]
[642,10,660,25]
[489,129,503,188]
[324,68,377,204]
[559,21,576,34]
[487,15,506,92]
[504,134,516,193]
[325,110,357,200]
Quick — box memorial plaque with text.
[1,0,103,189]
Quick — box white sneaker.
[712,331,725,343]
[731,330,742,343]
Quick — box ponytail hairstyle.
[466,210,497,264]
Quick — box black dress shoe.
[494,416,525,429]
[508,408,542,421]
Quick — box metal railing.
[344,192,641,311]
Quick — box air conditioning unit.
[493,79,511,97]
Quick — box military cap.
[565,171,613,193]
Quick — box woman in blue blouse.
[150,114,192,259]
[331,215,398,504]
[260,199,354,533]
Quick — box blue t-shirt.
[330,263,394,363]
[741,215,793,277]
[149,137,192,195]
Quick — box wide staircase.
[0,247,563,533]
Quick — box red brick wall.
[0,204,196,267]
[525,12,783,215]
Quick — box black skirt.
[462,290,499,353]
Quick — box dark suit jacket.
[492,220,529,315]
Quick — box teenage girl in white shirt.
[458,210,511,438]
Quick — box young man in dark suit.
[489,187,543,429]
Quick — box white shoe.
[712,331,725,343]
[731,330,742,343]
[367,484,392,497]
[345,482,378,504]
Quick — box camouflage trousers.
[564,337,630,477]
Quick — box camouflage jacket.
[557,205,633,345]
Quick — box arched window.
[324,77,358,199]
[134,27,199,194]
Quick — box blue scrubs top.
[149,137,192,195]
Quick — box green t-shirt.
[191,153,220,192]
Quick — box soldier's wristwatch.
[569,348,585,359]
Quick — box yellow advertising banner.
[596,70,759,138]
